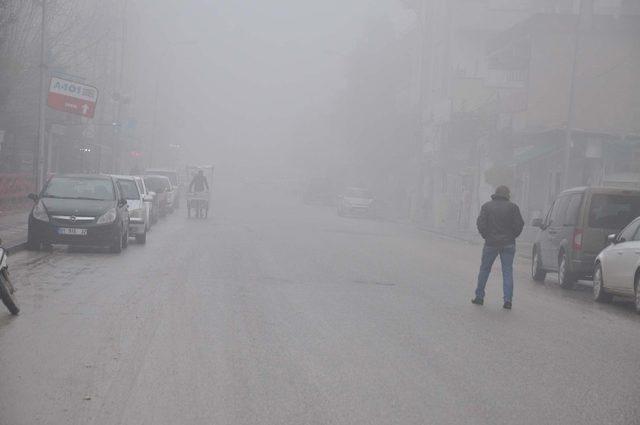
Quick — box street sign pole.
[36,0,47,192]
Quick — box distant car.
[134,176,157,226]
[531,187,640,287]
[337,187,375,217]
[593,217,640,312]
[143,175,172,217]
[27,174,130,253]
[115,175,149,244]
[145,169,181,209]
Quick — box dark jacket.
[476,195,525,247]
[189,174,209,192]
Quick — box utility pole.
[562,0,593,190]
[412,0,428,223]
[35,0,47,191]
[113,0,128,174]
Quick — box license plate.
[57,228,87,236]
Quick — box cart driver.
[189,169,209,193]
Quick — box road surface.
[1,180,639,425]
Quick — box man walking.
[472,186,524,309]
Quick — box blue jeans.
[475,244,515,302]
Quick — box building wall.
[524,17,640,135]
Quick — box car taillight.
[573,228,583,251]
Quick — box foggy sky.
[136,0,408,174]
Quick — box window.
[550,196,568,226]
[588,194,640,229]
[135,179,144,195]
[632,221,640,241]
[144,176,171,193]
[345,188,372,199]
[117,179,140,200]
[563,194,583,226]
[544,202,555,226]
[619,219,640,242]
[42,177,115,201]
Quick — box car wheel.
[136,231,147,244]
[558,253,576,289]
[110,233,122,253]
[26,229,41,251]
[593,263,612,303]
[531,247,546,282]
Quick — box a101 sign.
[47,77,99,118]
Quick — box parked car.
[593,217,640,312]
[115,175,149,244]
[337,187,376,217]
[145,169,181,209]
[134,176,157,226]
[143,175,171,217]
[531,187,640,287]
[27,174,130,253]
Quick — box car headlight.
[32,200,49,222]
[97,208,117,224]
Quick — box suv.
[531,187,640,287]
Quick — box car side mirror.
[531,218,543,228]
[607,234,618,244]
[28,193,38,202]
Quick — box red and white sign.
[47,77,99,118]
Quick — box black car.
[27,174,130,253]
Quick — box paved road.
[1,180,639,425]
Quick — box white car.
[594,216,640,312]
[115,176,150,244]
[134,176,155,228]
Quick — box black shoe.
[503,301,512,310]
[471,297,484,306]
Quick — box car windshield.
[144,176,170,192]
[134,178,145,195]
[146,170,177,185]
[588,194,640,229]
[42,177,115,201]
[345,188,371,198]
[118,179,140,200]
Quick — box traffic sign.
[47,77,98,118]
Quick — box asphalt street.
[1,180,639,425]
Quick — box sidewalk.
[0,210,29,253]
[415,224,534,260]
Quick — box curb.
[418,226,534,260]
[6,241,27,256]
